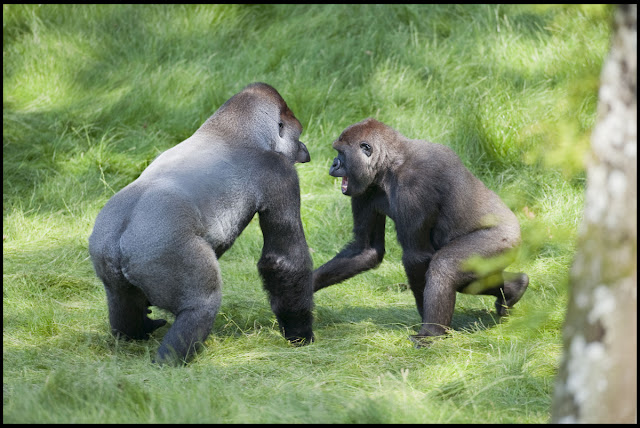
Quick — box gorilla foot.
[495,273,529,316]
[153,340,205,367]
[286,334,315,347]
[111,316,167,341]
[111,328,149,341]
[144,317,167,335]
[409,334,443,349]
[152,351,188,367]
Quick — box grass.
[3,4,612,423]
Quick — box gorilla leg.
[154,295,221,365]
[105,280,166,340]
[413,229,515,338]
[406,265,426,319]
[414,254,468,338]
[475,271,529,316]
[402,250,431,319]
[122,236,224,365]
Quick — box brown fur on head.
[330,118,405,196]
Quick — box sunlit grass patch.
[3,3,611,424]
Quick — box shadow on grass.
[113,302,502,351]
[311,304,500,334]
[1,300,504,365]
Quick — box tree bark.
[551,4,637,424]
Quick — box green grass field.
[3,4,612,423]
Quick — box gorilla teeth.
[341,177,348,194]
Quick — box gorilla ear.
[359,141,372,157]
[278,121,284,138]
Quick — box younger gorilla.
[89,83,314,365]
[314,118,528,342]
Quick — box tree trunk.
[551,4,637,424]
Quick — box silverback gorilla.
[89,83,314,365]
[313,118,528,343]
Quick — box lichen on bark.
[551,4,637,424]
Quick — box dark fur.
[314,118,528,341]
[89,83,314,364]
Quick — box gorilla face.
[277,105,310,164]
[329,145,374,197]
[228,82,310,165]
[329,119,384,197]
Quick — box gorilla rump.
[89,83,314,365]
[313,118,528,342]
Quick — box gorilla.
[89,82,314,365]
[313,118,528,343]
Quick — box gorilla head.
[329,118,401,196]
[209,82,310,164]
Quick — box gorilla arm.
[256,162,314,344]
[313,194,386,292]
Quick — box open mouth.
[341,176,348,194]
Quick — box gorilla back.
[89,83,314,365]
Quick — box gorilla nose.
[329,158,341,176]
[296,141,310,163]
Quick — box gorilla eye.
[360,142,372,157]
